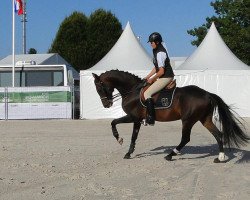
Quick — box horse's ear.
[92,73,99,80]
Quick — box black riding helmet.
[148,32,162,44]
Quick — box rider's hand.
[147,79,154,84]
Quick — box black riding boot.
[145,98,155,126]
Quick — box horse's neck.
[112,77,139,95]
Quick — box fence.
[0,86,73,120]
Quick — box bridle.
[96,81,140,103]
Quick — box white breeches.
[144,77,173,99]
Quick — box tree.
[87,9,122,68]
[187,0,250,65]
[49,9,122,71]
[49,11,88,71]
[28,48,37,54]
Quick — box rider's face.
[150,42,157,49]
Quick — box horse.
[92,70,249,163]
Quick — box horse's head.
[92,73,114,108]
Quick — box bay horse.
[92,70,249,163]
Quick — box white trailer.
[0,54,79,119]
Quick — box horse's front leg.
[124,121,141,159]
[111,115,134,145]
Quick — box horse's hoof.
[214,158,227,163]
[118,137,123,145]
[165,155,172,161]
[124,154,131,159]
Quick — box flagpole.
[12,0,15,87]
[22,0,27,54]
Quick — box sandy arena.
[0,118,249,200]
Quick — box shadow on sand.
[135,144,250,163]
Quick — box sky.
[0,0,216,59]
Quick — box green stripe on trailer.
[6,91,71,103]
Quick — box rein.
[98,77,147,103]
[110,79,147,102]
[109,90,134,102]
[100,93,122,102]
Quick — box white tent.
[177,22,249,70]
[80,22,153,119]
[176,22,250,116]
[90,22,153,71]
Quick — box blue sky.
[0,0,215,59]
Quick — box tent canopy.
[177,22,249,70]
[91,21,153,71]
[176,22,250,117]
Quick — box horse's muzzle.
[103,100,113,108]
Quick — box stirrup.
[147,122,155,126]
[146,118,155,126]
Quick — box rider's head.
[148,32,162,47]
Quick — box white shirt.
[156,52,167,68]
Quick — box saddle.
[140,79,177,109]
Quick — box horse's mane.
[101,69,142,84]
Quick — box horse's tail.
[209,93,249,148]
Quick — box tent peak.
[126,21,130,26]
[89,21,153,71]
[177,22,249,70]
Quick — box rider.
[144,32,174,125]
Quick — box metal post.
[12,0,15,87]
[21,0,27,54]
[4,87,8,120]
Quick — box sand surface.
[0,118,249,200]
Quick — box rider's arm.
[148,52,166,83]
[145,68,156,80]
[148,67,164,83]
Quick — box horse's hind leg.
[165,120,195,161]
[201,117,225,163]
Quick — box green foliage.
[28,48,37,54]
[49,10,122,71]
[187,0,250,65]
[49,11,88,71]
[87,9,122,68]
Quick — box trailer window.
[0,70,64,87]
[0,72,12,87]
[25,71,64,86]
[54,72,64,86]
[26,71,52,86]
[0,72,25,87]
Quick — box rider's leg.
[144,78,173,125]
[145,98,155,125]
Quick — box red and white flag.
[14,0,23,15]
